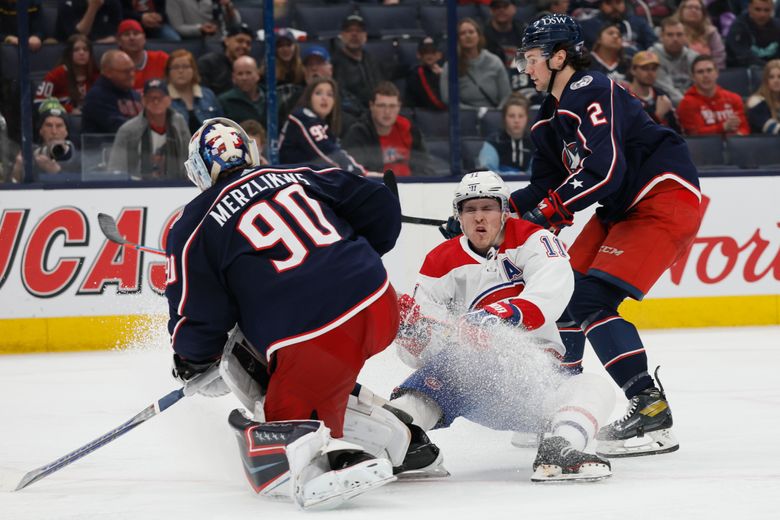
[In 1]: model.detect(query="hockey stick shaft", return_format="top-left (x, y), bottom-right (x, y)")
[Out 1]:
top-left (382, 170), bottom-right (447, 227)
top-left (14, 365), bottom-right (220, 491)
top-left (97, 213), bottom-right (166, 256)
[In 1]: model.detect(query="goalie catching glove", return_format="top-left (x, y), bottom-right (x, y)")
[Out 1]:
top-left (172, 353), bottom-right (231, 397)
top-left (522, 190), bottom-right (573, 235)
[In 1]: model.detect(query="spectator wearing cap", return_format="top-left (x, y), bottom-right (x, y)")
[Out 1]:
top-left (404, 37), bottom-right (446, 111)
top-left (197, 23), bottom-right (253, 95)
top-left (588, 23), bottom-right (631, 84)
top-left (332, 14), bottom-right (386, 108)
top-left (627, 51), bottom-right (680, 132)
top-left (34, 34), bottom-right (100, 114)
top-left (166, 49), bottom-right (223, 134)
top-left (484, 1), bottom-right (526, 69)
top-left (677, 55), bottom-right (750, 136)
top-left (580, 0), bottom-right (657, 55)
top-left (56, 0), bottom-right (123, 43)
top-left (115, 19), bottom-right (170, 94)
top-left (0, 0), bottom-right (43, 52)
top-left (120, 0), bottom-right (181, 41)
top-left (650, 16), bottom-right (700, 105)
top-left (276, 29), bottom-right (305, 86)
top-left (218, 56), bottom-right (267, 127)
top-left (441, 18), bottom-right (511, 109)
top-left (166, 0), bottom-right (241, 40)
top-left (11, 104), bottom-right (81, 182)
top-left (108, 78), bottom-right (189, 179)
top-left (343, 81), bottom-right (435, 177)
top-left (725, 0), bottom-right (780, 67)
top-left (82, 49), bottom-right (143, 134)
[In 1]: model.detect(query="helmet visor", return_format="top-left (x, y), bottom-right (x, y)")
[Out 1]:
top-left (515, 48), bottom-right (549, 74)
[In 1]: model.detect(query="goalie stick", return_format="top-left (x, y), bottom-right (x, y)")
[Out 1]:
top-left (382, 170), bottom-right (447, 227)
top-left (14, 365), bottom-right (221, 491)
top-left (98, 213), bottom-right (166, 256)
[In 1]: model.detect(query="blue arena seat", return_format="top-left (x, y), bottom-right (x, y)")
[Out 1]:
top-left (357, 5), bottom-right (425, 39)
top-left (294, 4), bottom-right (355, 41)
top-left (726, 135), bottom-right (780, 169)
top-left (684, 136), bottom-right (726, 169)
top-left (461, 137), bottom-right (484, 171)
top-left (419, 5), bottom-right (486, 38)
top-left (479, 108), bottom-right (503, 137)
top-left (41, 5), bottom-right (58, 40)
top-left (423, 139), bottom-right (455, 176)
top-left (237, 6), bottom-right (263, 31)
top-left (717, 68), bottom-right (750, 98)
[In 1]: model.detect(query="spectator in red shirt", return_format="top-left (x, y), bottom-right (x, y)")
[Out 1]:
top-left (342, 81), bottom-right (434, 177)
top-left (35, 34), bottom-right (100, 114)
top-left (116, 19), bottom-right (169, 94)
top-left (677, 55), bottom-right (750, 135)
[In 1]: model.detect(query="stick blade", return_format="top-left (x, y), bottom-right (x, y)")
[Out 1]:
top-left (15, 469), bottom-right (45, 491)
top-left (97, 213), bottom-right (127, 245)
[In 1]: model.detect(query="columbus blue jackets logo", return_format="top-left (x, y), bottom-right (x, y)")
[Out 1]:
top-left (570, 75), bottom-right (593, 90)
top-left (561, 141), bottom-right (583, 174)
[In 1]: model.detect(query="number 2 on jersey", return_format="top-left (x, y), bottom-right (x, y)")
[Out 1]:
top-left (237, 184), bottom-right (341, 272)
top-left (587, 102), bottom-right (608, 126)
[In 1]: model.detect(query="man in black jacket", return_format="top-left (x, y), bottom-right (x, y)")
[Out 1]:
top-left (405, 37), bottom-right (446, 111)
top-left (725, 0), bottom-right (780, 67)
top-left (343, 82), bottom-right (435, 177)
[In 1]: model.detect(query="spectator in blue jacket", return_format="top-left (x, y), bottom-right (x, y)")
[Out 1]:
top-left (82, 50), bottom-right (142, 134)
top-left (166, 49), bottom-right (222, 134)
top-left (580, 0), bottom-right (657, 54)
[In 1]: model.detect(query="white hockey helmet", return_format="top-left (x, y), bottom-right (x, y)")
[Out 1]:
top-left (452, 170), bottom-right (511, 216)
top-left (184, 117), bottom-right (260, 191)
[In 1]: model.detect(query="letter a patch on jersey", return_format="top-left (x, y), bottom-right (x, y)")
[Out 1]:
top-left (502, 258), bottom-right (523, 281)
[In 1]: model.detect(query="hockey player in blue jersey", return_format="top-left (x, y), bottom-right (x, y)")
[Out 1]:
top-left (513, 15), bottom-right (703, 457)
top-left (164, 117), bottom-right (436, 509)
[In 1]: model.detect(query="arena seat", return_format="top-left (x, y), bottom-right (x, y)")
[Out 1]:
top-left (684, 135), bottom-right (726, 169)
top-left (461, 137), bottom-right (484, 171)
top-left (423, 139), bottom-right (455, 176)
top-left (294, 4), bottom-right (354, 41)
top-left (716, 68), bottom-right (750, 98)
top-left (479, 108), bottom-right (503, 137)
top-left (357, 4), bottom-right (425, 39)
top-left (726, 135), bottom-right (780, 169)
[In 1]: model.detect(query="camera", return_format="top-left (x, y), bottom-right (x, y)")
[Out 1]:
top-left (40, 140), bottom-right (73, 161)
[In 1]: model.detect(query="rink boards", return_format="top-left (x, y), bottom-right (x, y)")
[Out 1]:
top-left (0, 174), bottom-right (777, 353)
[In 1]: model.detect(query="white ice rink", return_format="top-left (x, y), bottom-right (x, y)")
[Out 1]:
top-left (1, 326), bottom-right (779, 520)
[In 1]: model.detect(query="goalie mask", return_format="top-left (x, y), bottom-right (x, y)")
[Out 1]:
top-left (184, 117), bottom-right (260, 191)
top-left (452, 170), bottom-right (511, 218)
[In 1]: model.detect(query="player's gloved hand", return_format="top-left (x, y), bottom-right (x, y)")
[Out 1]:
top-left (457, 309), bottom-right (501, 350)
top-left (439, 216), bottom-right (462, 240)
top-left (171, 353), bottom-right (231, 397)
top-left (522, 190), bottom-right (573, 235)
top-left (396, 294), bottom-right (432, 366)
top-left (481, 301), bottom-right (523, 327)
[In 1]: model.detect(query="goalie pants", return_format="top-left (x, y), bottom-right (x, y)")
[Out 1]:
top-left (263, 284), bottom-right (400, 438)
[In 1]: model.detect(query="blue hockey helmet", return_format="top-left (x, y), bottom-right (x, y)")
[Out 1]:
top-left (184, 117), bottom-right (260, 191)
top-left (515, 15), bottom-right (584, 74)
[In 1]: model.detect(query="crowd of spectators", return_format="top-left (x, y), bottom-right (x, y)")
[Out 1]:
top-left (2, 0), bottom-right (780, 183)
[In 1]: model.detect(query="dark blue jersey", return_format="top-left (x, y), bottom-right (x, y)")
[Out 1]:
top-left (165, 165), bottom-right (402, 363)
top-left (510, 71), bottom-right (700, 223)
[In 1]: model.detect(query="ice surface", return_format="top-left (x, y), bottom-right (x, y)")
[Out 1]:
top-left (1, 327), bottom-right (779, 519)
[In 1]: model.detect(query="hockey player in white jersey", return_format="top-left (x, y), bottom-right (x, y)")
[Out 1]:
top-left (389, 171), bottom-right (616, 482)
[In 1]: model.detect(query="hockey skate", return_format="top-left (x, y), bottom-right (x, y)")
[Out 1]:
top-left (531, 436), bottom-right (611, 482)
top-left (393, 423), bottom-right (449, 479)
top-left (596, 372), bottom-right (679, 458)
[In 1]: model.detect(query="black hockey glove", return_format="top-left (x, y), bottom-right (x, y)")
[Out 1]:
top-left (438, 216), bottom-right (462, 239)
top-left (171, 353), bottom-right (230, 397)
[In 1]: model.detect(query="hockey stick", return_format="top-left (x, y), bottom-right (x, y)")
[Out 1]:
top-left (97, 213), bottom-right (166, 256)
top-left (382, 170), bottom-right (447, 227)
top-left (14, 365), bottom-right (221, 491)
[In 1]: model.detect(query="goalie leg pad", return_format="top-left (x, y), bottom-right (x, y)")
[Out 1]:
top-left (220, 326), bottom-right (270, 419)
top-left (342, 393), bottom-right (411, 467)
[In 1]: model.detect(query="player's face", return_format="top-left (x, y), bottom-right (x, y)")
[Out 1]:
top-left (522, 49), bottom-right (552, 91)
top-left (72, 40), bottom-right (90, 67)
top-left (748, 0), bottom-right (773, 26)
top-left (460, 198), bottom-right (504, 255)
top-left (370, 94), bottom-right (401, 130)
top-left (311, 83), bottom-right (335, 119)
top-left (504, 105), bottom-right (528, 139)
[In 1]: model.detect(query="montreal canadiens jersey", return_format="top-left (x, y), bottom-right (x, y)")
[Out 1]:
top-left (413, 218), bottom-right (574, 354)
top-left (510, 71), bottom-right (701, 223)
top-left (165, 165), bottom-right (401, 362)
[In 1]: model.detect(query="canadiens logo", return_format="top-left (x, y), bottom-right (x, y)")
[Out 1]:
top-left (570, 75), bottom-right (593, 90)
top-left (424, 377), bottom-right (443, 391)
top-left (562, 141), bottom-right (583, 174)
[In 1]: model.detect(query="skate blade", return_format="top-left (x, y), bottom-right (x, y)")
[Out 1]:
top-left (596, 429), bottom-right (679, 458)
top-left (510, 431), bottom-right (539, 449)
top-left (531, 463), bottom-right (612, 483)
top-left (395, 452), bottom-right (451, 480)
top-left (301, 460), bottom-right (396, 511)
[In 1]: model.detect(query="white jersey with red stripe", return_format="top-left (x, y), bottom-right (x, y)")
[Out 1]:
top-left (413, 217), bottom-right (574, 356)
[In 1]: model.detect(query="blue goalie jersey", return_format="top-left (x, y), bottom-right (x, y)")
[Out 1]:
top-left (165, 166), bottom-right (402, 362)
top-left (510, 71), bottom-right (700, 222)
